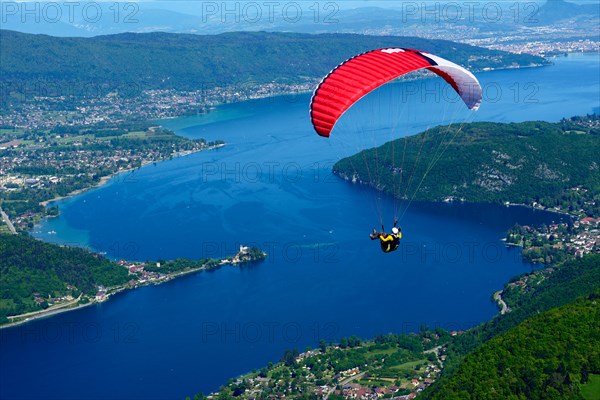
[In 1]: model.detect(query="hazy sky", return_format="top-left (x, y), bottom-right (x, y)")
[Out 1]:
top-left (2, 1), bottom-right (597, 16)
top-left (1, 0), bottom-right (597, 35)
top-left (139, 0), bottom-right (596, 14)
top-left (4, 1), bottom-right (595, 11)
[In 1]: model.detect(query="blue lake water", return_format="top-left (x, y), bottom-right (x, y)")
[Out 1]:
top-left (1, 54), bottom-right (599, 400)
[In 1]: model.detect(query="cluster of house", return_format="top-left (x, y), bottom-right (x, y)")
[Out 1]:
top-left (570, 217), bottom-right (600, 257)
top-left (207, 342), bottom-right (448, 400)
top-left (518, 216), bottom-right (600, 258)
top-left (33, 292), bottom-right (75, 306)
top-left (1, 82), bottom-right (315, 131)
top-left (296, 349), bottom-right (321, 361)
top-left (0, 131), bottom-right (208, 232)
top-left (329, 376), bottom-right (438, 400)
top-left (507, 267), bottom-right (556, 292)
top-left (314, 361), bottom-right (442, 399)
top-left (0, 174), bottom-right (61, 191)
top-left (484, 38), bottom-right (599, 56)
top-left (93, 262), bottom-right (166, 303)
top-left (329, 383), bottom-right (403, 399)
top-left (2, 145), bottom-right (178, 183)
top-left (115, 260), bottom-right (162, 285)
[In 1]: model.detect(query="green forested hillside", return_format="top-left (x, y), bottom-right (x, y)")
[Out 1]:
top-left (0, 29), bottom-right (546, 93)
top-left (424, 253), bottom-right (600, 398)
top-left (444, 254), bottom-right (600, 365)
top-left (334, 118), bottom-right (600, 214)
top-left (0, 234), bottom-right (129, 322)
top-left (427, 293), bottom-right (600, 400)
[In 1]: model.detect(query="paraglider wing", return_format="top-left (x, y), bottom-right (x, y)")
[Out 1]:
top-left (309, 48), bottom-right (482, 137)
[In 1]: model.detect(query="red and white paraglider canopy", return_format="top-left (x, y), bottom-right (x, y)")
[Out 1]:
top-left (309, 48), bottom-right (482, 137)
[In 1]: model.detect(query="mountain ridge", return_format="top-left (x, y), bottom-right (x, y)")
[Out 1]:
top-left (0, 29), bottom-right (547, 94)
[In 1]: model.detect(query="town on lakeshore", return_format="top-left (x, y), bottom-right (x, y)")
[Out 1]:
top-left (198, 328), bottom-right (465, 400)
top-left (0, 124), bottom-right (222, 233)
top-left (507, 215), bottom-right (600, 263)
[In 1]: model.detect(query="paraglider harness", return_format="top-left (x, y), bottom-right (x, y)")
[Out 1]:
top-left (370, 221), bottom-right (402, 253)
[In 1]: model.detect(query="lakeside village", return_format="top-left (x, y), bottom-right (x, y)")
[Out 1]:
top-left (0, 81), bottom-right (316, 131)
top-left (7, 246), bottom-right (266, 326)
top-left (486, 206), bottom-right (600, 319)
top-left (0, 124), bottom-right (219, 233)
top-left (198, 329), bottom-right (463, 400)
top-left (213, 360), bottom-right (443, 400)
top-left (506, 213), bottom-right (600, 265)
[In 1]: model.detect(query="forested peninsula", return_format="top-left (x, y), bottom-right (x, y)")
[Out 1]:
top-left (0, 234), bottom-right (266, 327)
top-left (334, 115), bottom-right (600, 216)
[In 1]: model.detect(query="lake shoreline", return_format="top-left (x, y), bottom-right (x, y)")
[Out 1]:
top-left (1, 244), bottom-right (267, 330)
top-left (38, 144), bottom-right (226, 209)
top-left (0, 298), bottom-right (98, 330)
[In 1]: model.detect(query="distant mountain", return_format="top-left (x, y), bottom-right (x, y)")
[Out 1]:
top-left (0, 6), bottom-right (205, 37)
top-left (0, 29), bottom-right (547, 93)
top-left (0, 5), bottom-right (428, 37)
top-left (2, 1), bottom-right (598, 37)
top-left (0, 18), bottom-right (84, 37)
top-left (69, 8), bottom-right (206, 36)
top-left (536, 0), bottom-right (600, 23)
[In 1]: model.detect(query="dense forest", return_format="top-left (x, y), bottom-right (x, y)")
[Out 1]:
top-left (426, 293), bottom-right (600, 399)
top-left (334, 116), bottom-right (600, 215)
top-left (0, 29), bottom-right (546, 96)
top-left (0, 234), bottom-right (129, 322)
top-left (424, 253), bottom-right (600, 398)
